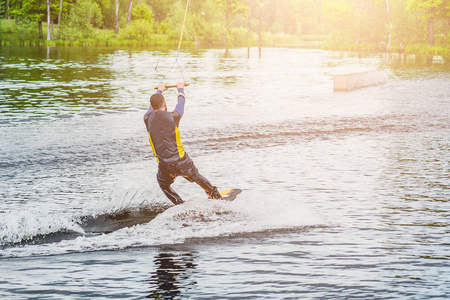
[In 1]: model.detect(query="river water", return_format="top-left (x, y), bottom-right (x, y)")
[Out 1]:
top-left (0, 46), bottom-right (449, 299)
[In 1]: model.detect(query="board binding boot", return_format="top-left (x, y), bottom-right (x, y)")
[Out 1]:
top-left (209, 186), bottom-right (222, 200)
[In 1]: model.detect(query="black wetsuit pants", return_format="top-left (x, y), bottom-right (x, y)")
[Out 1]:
top-left (157, 154), bottom-right (220, 205)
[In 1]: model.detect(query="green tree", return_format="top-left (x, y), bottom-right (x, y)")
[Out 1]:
top-left (210, 0), bottom-right (248, 46)
top-left (407, 0), bottom-right (450, 45)
top-left (131, 3), bottom-right (153, 23)
top-left (0, 0), bottom-right (6, 18)
top-left (46, 0), bottom-right (50, 40)
top-left (11, 17), bottom-right (38, 44)
top-left (96, 0), bottom-right (114, 29)
top-left (8, 0), bottom-right (47, 38)
top-left (385, 0), bottom-right (392, 48)
top-left (126, 0), bottom-right (131, 25)
top-left (390, 0), bottom-right (421, 45)
top-left (183, 0), bottom-right (224, 46)
top-left (2, 0), bottom-right (12, 19)
top-left (323, 0), bottom-right (357, 45)
top-left (148, 0), bottom-right (177, 23)
top-left (56, 0), bottom-right (62, 39)
top-left (289, 0), bottom-right (323, 34)
top-left (114, 0), bottom-right (118, 33)
top-left (119, 2), bottom-right (154, 41)
top-left (60, 0), bottom-right (102, 40)
top-left (0, 1), bottom-right (4, 45)
top-left (362, 0), bottom-right (392, 47)
top-left (213, 0), bottom-right (248, 30)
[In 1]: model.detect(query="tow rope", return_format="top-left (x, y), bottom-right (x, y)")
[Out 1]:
top-left (157, 0), bottom-right (190, 88)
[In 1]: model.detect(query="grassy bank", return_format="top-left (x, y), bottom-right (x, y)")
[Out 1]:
top-left (0, 19), bottom-right (188, 47)
top-left (322, 38), bottom-right (450, 56)
top-left (2, 19), bottom-right (450, 56)
top-left (0, 19), bottom-right (327, 48)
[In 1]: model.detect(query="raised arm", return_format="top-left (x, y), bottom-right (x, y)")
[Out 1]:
top-left (173, 82), bottom-right (186, 119)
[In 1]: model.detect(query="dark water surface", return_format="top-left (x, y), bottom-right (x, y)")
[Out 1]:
top-left (0, 46), bottom-right (449, 299)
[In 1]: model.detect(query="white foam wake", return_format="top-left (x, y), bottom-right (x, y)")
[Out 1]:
top-left (0, 191), bottom-right (323, 258)
top-left (0, 209), bottom-right (84, 246)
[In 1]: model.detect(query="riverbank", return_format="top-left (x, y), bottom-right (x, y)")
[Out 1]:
top-left (0, 19), bottom-right (326, 48)
top-left (322, 39), bottom-right (450, 56)
top-left (1, 19), bottom-right (449, 56)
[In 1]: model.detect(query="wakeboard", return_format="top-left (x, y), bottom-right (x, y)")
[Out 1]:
top-left (220, 189), bottom-right (242, 201)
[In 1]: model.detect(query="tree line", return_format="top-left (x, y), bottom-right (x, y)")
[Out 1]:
top-left (0, 0), bottom-right (449, 52)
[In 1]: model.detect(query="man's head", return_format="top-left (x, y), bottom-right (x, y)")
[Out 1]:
top-left (150, 93), bottom-right (166, 111)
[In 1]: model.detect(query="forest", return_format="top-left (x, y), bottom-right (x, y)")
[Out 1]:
top-left (0, 0), bottom-right (449, 54)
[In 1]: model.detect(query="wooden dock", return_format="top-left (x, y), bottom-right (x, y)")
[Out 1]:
top-left (333, 70), bottom-right (389, 92)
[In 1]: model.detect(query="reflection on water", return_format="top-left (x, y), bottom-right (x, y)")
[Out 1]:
top-left (2, 46), bottom-right (449, 124)
top-left (334, 51), bottom-right (450, 78)
top-left (147, 251), bottom-right (197, 299)
top-left (0, 47), bottom-right (119, 121)
top-left (380, 52), bottom-right (450, 79)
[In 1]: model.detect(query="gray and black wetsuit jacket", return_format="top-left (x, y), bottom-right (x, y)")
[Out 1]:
top-left (143, 88), bottom-right (186, 163)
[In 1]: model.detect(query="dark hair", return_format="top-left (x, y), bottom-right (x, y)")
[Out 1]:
top-left (150, 93), bottom-right (165, 110)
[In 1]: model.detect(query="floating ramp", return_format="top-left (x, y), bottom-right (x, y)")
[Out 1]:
top-left (333, 70), bottom-right (389, 92)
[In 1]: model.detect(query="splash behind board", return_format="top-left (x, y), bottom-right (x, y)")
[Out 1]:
top-left (220, 189), bottom-right (242, 201)
top-left (80, 208), bottom-right (165, 234)
top-left (79, 190), bottom-right (241, 234)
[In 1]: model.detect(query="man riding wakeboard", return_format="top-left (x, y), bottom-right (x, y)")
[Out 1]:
top-left (144, 82), bottom-right (222, 205)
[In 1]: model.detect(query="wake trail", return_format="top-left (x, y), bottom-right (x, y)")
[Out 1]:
top-left (0, 190), bottom-right (323, 258)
